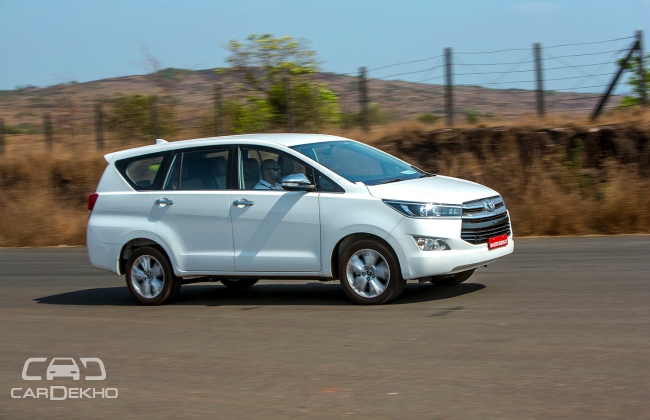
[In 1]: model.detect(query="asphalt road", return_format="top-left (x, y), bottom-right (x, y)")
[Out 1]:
top-left (1, 236), bottom-right (648, 419)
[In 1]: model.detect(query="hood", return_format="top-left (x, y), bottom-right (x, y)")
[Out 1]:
top-left (366, 175), bottom-right (499, 204)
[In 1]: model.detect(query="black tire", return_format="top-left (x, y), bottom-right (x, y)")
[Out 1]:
top-left (125, 246), bottom-right (178, 305)
top-left (429, 269), bottom-right (475, 286)
top-left (220, 278), bottom-right (259, 290)
top-left (168, 276), bottom-right (182, 302)
top-left (339, 239), bottom-right (406, 305)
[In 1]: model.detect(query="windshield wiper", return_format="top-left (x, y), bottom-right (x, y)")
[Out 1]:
top-left (411, 165), bottom-right (435, 177)
top-left (381, 178), bottom-right (404, 184)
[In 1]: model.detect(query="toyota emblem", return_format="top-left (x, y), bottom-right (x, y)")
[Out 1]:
top-left (483, 199), bottom-right (496, 212)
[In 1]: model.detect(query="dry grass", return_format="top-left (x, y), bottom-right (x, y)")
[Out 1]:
top-left (0, 151), bottom-right (105, 247)
top-left (1, 113), bottom-right (649, 247)
top-left (435, 153), bottom-right (650, 236)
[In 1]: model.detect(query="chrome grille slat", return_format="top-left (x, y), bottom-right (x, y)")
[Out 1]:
top-left (461, 226), bottom-right (510, 240)
top-left (461, 211), bottom-right (508, 225)
top-left (461, 223), bottom-right (511, 243)
top-left (461, 196), bottom-right (511, 245)
top-left (462, 224), bottom-right (510, 236)
top-left (461, 222), bottom-right (510, 236)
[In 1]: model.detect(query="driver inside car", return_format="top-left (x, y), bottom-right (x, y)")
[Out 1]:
top-left (254, 159), bottom-right (283, 190)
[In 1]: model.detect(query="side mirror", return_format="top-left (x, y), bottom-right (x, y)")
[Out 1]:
top-left (281, 173), bottom-right (316, 191)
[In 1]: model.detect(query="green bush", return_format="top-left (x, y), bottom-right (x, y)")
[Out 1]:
top-left (233, 97), bottom-right (274, 133)
top-left (268, 81), bottom-right (340, 130)
top-left (619, 53), bottom-right (649, 107)
top-left (200, 98), bottom-right (274, 135)
top-left (340, 103), bottom-right (393, 128)
top-left (15, 111), bottom-right (38, 118)
top-left (3, 123), bottom-right (39, 134)
top-left (106, 94), bottom-right (177, 141)
top-left (466, 111), bottom-right (480, 124)
top-left (417, 113), bottom-right (440, 124)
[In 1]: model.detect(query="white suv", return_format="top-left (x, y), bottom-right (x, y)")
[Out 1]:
top-left (87, 134), bottom-right (513, 305)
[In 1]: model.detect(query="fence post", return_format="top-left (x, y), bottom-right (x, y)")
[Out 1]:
top-left (359, 67), bottom-right (369, 131)
top-left (214, 83), bottom-right (223, 136)
top-left (445, 48), bottom-right (454, 127)
top-left (285, 74), bottom-right (294, 132)
top-left (534, 43), bottom-right (545, 118)
top-left (151, 95), bottom-right (159, 140)
top-left (44, 113), bottom-right (53, 151)
top-left (591, 36), bottom-right (640, 120)
top-left (0, 118), bottom-right (5, 156)
top-left (94, 102), bottom-right (103, 149)
top-left (637, 30), bottom-right (646, 106)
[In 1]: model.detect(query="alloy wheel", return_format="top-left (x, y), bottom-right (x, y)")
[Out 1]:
top-left (345, 249), bottom-right (390, 298)
top-left (130, 255), bottom-right (165, 299)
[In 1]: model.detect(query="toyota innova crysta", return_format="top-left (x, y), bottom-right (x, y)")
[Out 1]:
top-left (87, 134), bottom-right (513, 305)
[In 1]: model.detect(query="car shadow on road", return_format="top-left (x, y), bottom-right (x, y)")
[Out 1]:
top-left (34, 282), bottom-right (485, 306)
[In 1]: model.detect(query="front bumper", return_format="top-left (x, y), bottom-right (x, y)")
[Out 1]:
top-left (386, 213), bottom-right (514, 279)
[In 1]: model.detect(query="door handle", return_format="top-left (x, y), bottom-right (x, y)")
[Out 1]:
top-left (232, 199), bottom-right (254, 207)
top-left (155, 198), bottom-right (174, 206)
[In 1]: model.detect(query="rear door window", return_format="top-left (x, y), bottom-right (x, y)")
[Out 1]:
top-left (163, 148), bottom-right (231, 190)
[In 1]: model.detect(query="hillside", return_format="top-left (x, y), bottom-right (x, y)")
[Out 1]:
top-left (0, 68), bottom-right (625, 141)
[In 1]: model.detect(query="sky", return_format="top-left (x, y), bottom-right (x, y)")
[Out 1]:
top-left (0, 0), bottom-right (648, 92)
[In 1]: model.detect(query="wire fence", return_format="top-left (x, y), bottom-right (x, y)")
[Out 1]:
top-left (0, 32), bottom-right (645, 156)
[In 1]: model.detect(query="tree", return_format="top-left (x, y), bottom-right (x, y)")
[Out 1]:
top-left (217, 34), bottom-right (340, 131)
top-left (619, 53), bottom-right (649, 107)
top-left (222, 34), bottom-right (318, 93)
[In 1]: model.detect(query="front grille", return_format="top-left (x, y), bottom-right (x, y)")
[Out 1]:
top-left (461, 196), bottom-right (511, 244)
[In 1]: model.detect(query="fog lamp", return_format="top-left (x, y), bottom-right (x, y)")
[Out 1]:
top-left (415, 237), bottom-right (450, 251)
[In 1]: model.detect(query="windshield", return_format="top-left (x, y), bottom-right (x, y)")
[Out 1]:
top-left (291, 141), bottom-right (430, 185)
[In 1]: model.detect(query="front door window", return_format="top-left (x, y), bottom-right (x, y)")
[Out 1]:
top-left (240, 147), bottom-right (311, 190)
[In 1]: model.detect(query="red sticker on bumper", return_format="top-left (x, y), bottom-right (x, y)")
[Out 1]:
top-left (488, 234), bottom-right (509, 250)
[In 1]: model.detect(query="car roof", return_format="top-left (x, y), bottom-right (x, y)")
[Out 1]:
top-left (104, 133), bottom-right (351, 163)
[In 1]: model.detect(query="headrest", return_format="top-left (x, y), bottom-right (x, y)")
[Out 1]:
top-left (195, 158), bottom-right (214, 176)
top-left (214, 156), bottom-right (227, 176)
top-left (243, 158), bottom-right (259, 180)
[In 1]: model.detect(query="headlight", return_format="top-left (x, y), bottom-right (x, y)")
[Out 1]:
top-left (383, 200), bottom-right (462, 218)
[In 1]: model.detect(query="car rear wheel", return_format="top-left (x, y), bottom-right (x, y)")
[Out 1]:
top-left (429, 269), bottom-right (475, 286)
top-left (126, 246), bottom-right (178, 305)
top-left (339, 239), bottom-right (405, 304)
top-left (220, 278), bottom-right (259, 290)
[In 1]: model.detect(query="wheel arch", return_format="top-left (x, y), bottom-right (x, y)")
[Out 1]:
top-left (118, 238), bottom-right (172, 276)
top-left (330, 233), bottom-right (400, 280)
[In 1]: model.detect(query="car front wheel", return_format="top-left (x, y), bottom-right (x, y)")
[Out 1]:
top-left (125, 246), bottom-right (178, 305)
top-left (339, 239), bottom-right (406, 304)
